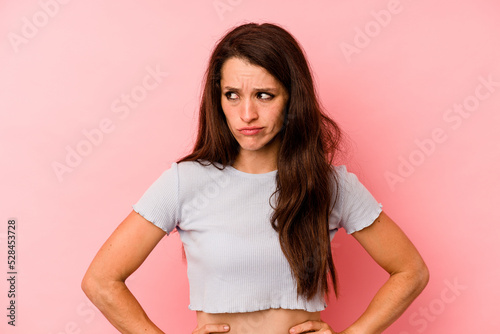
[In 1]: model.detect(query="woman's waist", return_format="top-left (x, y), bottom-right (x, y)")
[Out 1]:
top-left (196, 308), bottom-right (321, 334)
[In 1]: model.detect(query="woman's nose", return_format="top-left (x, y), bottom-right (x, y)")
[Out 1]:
top-left (240, 99), bottom-right (258, 123)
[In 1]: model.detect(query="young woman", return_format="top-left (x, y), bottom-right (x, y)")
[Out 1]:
top-left (82, 23), bottom-right (429, 334)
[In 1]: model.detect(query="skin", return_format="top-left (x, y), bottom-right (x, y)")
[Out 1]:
top-left (219, 57), bottom-right (288, 174)
top-left (81, 57), bottom-right (429, 334)
top-left (81, 210), bottom-right (166, 333)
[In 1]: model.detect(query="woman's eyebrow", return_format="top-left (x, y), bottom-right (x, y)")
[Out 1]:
top-left (222, 86), bottom-right (279, 92)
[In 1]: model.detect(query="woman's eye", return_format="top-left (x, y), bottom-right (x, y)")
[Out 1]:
top-left (225, 92), bottom-right (238, 101)
top-left (258, 92), bottom-right (274, 100)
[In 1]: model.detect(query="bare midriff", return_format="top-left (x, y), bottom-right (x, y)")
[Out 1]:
top-left (196, 308), bottom-right (321, 334)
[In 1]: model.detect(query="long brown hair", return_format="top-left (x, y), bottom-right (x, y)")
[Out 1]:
top-left (178, 22), bottom-right (344, 301)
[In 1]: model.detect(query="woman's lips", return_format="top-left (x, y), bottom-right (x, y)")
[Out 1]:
top-left (238, 127), bottom-right (263, 135)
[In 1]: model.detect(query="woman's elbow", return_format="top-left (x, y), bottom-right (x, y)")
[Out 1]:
top-left (81, 269), bottom-right (112, 303)
top-left (82, 270), bottom-right (126, 309)
top-left (81, 271), bottom-right (100, 302)
top-left (412, 260), bottom-right (430, 295)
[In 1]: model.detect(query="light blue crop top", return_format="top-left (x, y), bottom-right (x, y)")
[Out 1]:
top-left (132, 160), bottom-right (383, 313)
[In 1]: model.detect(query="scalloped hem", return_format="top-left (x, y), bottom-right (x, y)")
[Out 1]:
top-left (188, 303), bottom-right (328, 314)
top-left (346, 203), bottom-right (383, 235)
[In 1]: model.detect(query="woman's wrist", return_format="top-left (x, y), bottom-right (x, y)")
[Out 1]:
top-left (340, 321), bottom-right (379, 334)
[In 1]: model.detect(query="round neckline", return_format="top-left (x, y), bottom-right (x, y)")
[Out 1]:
top-left (226, 165), bottom-right (277, 178)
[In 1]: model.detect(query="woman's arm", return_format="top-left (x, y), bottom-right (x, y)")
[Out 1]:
top-left (289, 211), bottom-right (429, 334)
top-left (81, 210), bottom-right (167, 334)
top-left (344, 210), bottom-right (429, 333)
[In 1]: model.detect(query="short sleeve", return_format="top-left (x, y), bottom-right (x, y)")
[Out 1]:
top-left (332, 165), bottom-right (383, 234)
top-left (132, 162), bottom-right (179, 235)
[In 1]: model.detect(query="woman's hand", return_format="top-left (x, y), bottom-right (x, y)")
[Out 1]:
top-left (289, 319), bottom-right (339, 334)
top-left (192, 323), bottom-right (230, 334)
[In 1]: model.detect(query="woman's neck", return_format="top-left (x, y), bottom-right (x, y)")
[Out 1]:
top-left (231, 139), bottom-right (280, 174)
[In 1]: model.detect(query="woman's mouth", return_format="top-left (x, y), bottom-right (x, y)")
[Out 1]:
top-left (238, 127), bottom-right (263, 135)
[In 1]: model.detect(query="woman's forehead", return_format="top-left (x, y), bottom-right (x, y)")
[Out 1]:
top-left (220, 58), bottom-right (282, 89)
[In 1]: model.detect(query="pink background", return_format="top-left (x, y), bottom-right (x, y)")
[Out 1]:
top-left (1, 0), bottom-right (499, 333)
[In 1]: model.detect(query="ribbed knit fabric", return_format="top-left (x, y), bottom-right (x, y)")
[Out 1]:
top-left (132, 160), bottom-right (383, 313)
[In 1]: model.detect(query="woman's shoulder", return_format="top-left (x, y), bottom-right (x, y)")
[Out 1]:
top-left (330, 164), bottom-right (347, 173)
top-left (329, 164), bottom-right (349, 182)
top-left (176, 159), bottom-right (225, 173)
top-left (329, 164), bottom-right (368, 194)
top-left (175, 159), bottom-right (232, 186)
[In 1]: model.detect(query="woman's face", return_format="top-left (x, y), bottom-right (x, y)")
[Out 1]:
top-left (220, 57), bottom-right (288, 156)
